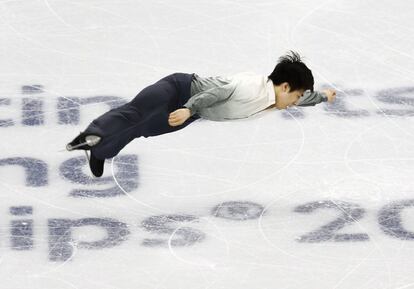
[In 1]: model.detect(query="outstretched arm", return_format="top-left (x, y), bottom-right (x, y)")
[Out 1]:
top-left (297, 89), bottom-right (336, 107)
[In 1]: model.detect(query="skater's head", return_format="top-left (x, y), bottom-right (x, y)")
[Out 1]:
top-left (268, 51), bottom-right (314, 109)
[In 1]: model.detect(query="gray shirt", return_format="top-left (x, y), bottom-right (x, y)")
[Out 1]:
top-left (184, 72), bottom-right (328, 121)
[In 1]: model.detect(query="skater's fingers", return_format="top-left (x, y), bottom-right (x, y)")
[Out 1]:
top-left (168, 119), bottom-right (179, 126)
top-left (169, 112), bottom-right (184, 119)
top-left (169, 117), bottom-right (185, 126)
top-left (168, 110), bottom-right (187, 126)
top-left (168, 116), bottom-right (177, 124)
top-left (169, 112), bottom-right (180, 119)
top-left (169, 116), bottom-right (179, 122)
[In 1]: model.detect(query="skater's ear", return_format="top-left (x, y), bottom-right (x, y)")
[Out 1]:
top-left (280, 82), bottom-right (291, 92)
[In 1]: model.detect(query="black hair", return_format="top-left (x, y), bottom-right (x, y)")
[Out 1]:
top-left (267, 51), bottom-right (314, 92)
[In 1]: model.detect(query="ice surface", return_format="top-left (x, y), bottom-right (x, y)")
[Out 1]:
top-left (0, 0), bottom-right (414, 288)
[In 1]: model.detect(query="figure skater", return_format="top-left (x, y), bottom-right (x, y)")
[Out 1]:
top-left (66, 51), bottom-right (336, 177)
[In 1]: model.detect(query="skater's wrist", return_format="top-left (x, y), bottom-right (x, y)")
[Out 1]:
top-left (181, 106), bottom-right (195, 116)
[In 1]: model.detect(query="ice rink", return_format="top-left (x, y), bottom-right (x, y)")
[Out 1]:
top-left (1, 0), bottom-right (414, 288)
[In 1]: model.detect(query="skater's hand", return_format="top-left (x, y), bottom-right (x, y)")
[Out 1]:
top-left (168, 108), bottom-right (191, 126)
top-left (322, 89), bottom-right (336, 103)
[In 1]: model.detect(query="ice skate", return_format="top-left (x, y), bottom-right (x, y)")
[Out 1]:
top-left (66, 132), bottom-right (104, 177)
top-left (66, 133), bottom-right (101, 151)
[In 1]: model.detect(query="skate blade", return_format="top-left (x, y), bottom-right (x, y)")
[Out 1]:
top-left (66, 135), bottom-right (101, 151)
top-left (84, 150), bottom-right (90, 162)
top-left (66, 140), bottom-right (89, 151)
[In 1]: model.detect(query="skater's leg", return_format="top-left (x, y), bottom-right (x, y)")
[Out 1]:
top-left (65, 103), bottom-right (140, 177)
top-left (84, 103), bottom-right (145, 159)
top-left (90, 100), bottom-right (200, 158)
top-left (86, 103), bottom-right (161, 159)
top-left (83, 75), bottom-right (187, 159)
top-left (67, 73), bottom-right (197, 177)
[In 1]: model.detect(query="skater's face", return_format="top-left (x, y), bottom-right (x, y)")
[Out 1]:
top-left (274, 82), bottom-right (305, 109)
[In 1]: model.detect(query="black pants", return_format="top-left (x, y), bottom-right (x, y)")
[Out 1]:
top-left (84, 73), bottom-right (200, 159)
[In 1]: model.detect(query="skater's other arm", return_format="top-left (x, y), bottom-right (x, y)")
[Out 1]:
top-left (169, 84), bottom-right (235, 126)
top-left (182, 84), bottom-right (235, 116)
